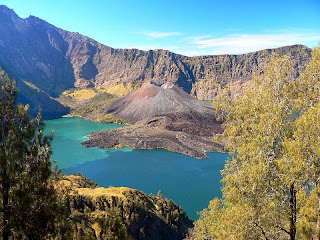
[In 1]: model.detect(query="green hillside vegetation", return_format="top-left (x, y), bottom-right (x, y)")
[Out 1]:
top-left (57, 174), bottom-right (193, 240)
top-left (98, 82), bottom-right (142, 97)
top-left (57, 89), bottom-right (129, 124)
top-left (63, 88), bottom-right (98, 100)
top-left (190, 47), bottom-right (320, 240)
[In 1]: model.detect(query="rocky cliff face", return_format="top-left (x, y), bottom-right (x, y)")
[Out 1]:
top-left (0, 5), bottom-right (312, 118)
top-left (58, 35), bottom-right (312, 100)
top-left (0, 6), bottom-right (75, 96)
top-left (184, 45), bottom-right (311, 99)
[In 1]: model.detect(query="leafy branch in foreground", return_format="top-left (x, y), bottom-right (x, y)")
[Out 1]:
top-left (0, 70), bottom-right (68, 239)
top-left (192, 47), bottom-right (320, 240)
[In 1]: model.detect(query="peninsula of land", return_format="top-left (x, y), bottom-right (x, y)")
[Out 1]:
top-left (82, 81), bottom-right (224, 158)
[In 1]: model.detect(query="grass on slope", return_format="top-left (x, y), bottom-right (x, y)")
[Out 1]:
top-left (56, 89), bottom-right (129, 124)
top-left (56, 174), bottom-right (193, 240)
top-left (63, 88), bottom-right (97, 100)
top-left (98, 82), bottom-right (141, 97)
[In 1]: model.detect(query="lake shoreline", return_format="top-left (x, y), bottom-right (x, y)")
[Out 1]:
top-left (45, 117), bottom-right (229, 220)
top-left (82, 114), bottom-right (225, 159)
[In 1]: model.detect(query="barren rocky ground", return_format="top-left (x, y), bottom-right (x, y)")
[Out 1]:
top-left (83, 82), bottom-right (224, 158)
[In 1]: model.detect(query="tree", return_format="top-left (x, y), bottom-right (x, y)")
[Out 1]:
top-left (192, 48), bottom-right (320, 240)
top-left (0, 70), bottom-right (67, 239)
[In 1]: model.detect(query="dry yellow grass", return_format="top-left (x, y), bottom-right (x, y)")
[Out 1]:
top-left (58, 175), bottom-right (91, 188)
top-left (63, 89), bottom-right (97, 100)
top-left (59, 175), bottom-right (136, 201)
top-left (76, 186), bottom-right (131, 199)
top-left (66, 175), bottom-right (83, 180)
top-left (59, 179), bottom-right (72, 187)
top-left (92, 222), bottom-right (102, 237)
top-left (98, 83), bottom-right (139, 97)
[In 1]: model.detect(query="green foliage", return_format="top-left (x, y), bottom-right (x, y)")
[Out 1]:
top-left (97, 208), bottom-right (132, 240)
top-left (60, 91), bottom-right (131, 123)
top-left (95, 113), bottom-right (129, 124)
top-left (98, 82), bottom-right (141, 97)
top-left (0, 71), bottom-right (69, 239)
top-left (59, 175), bottom-right (193, 240)
top-left (63, 88), bottom-right (97, 100)
top-left (192, 48), bottom-right (320, 240)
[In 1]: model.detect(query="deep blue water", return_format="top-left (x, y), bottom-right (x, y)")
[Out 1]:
top-left (45, 117), bottom-right (229, 220)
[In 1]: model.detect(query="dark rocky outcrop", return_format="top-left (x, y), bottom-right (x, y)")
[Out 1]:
top-left (83, 115), bottom-right (224, 159)
top-left (0, 5), bottom-right (312, 119)
top-left (59, 175), bottom-right (193, 240)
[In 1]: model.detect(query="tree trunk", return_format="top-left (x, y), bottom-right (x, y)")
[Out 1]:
top-left (2, 168), bottom-right (9, 240)
top-left (289, 183), bottom-right (296, 240)
top-left (317, 197), bottom-right (320, 240)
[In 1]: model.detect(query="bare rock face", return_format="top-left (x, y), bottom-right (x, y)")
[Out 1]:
top-left (0, 5), bottom-right (312, 119)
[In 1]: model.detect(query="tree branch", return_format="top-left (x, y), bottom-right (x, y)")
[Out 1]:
top-left (276, 225), bottom-right (290, 235)
top-left (254, 222), bottom-right (269, 240)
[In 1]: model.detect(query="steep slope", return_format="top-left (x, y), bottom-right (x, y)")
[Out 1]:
top-left (59, 175), bottom-right (193, 240)
top-left (83, 82), bottom-right (224, 159)
top-left (0, 68), bottom-right (69, 119)
top-left (59, 34), bottom-right (312, 99)
top-left (0, 6), bottom-right (73, 118)
top-left (16, 79), bottom-right (69, 119)
top-left (0, 6), bottom-right (75, 96)
top-left (58, 32), bottom-right (312, 98)
top-left (107, 81), bottom-right (217, 123)
top-left (0, 5), bottom-right (312, 119)
top-left (184, 44), bottom-right (312, 99)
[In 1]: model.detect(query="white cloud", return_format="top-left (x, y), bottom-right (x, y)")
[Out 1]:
top-left (120, 45), bottom-right (181, 52)
top-left (123, 30), bottom-right (320, 56)
top-left (189, 32), bottom-right (320, 55)
top-left (138, 31), bottom-right (183, 39)
top-left (176, 49), bottom-right (206, 57)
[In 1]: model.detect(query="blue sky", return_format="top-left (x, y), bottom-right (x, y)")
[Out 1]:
top-left (0, 0), bottom-right (319, 56)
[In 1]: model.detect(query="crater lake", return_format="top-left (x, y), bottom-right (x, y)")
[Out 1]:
top-left (45, 117), bottom-right (229, 220)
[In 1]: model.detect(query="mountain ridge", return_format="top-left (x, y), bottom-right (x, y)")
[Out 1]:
top-left (0, 5), bottom-right (312, 119)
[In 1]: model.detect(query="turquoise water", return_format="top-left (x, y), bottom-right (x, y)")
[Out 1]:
top-left (45, 117), bottom-right (229, 220)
